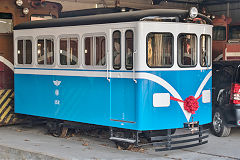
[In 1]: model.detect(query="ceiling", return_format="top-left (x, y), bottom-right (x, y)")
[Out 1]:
top-left (47, 0), bottom-right (240, 12)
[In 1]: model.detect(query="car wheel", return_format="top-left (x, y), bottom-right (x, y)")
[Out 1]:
top-left (211, 108), bottom-right (231, 137)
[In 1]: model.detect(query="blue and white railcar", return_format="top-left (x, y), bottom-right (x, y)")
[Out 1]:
top-left (14, 8), bottom-right (212, 150)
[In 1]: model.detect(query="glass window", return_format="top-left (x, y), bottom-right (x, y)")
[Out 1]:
top-left (84, 36), bottom-right (106, 66)
top-left (147, 33), bottom-right (173, 67)
top-left (60, 38), bottom-right (67, 65)
top-left (0, 13), bottom-right (12, 33)
top-left (37, 38), bottom-right (54, 65)
top-left (46, 39), bottom-right (54, 65)
top-left (200, 35), bottom-right (211, 67)
top-left (178, 34), bottom-right (197, 67)
top-left (31, 14), bottom-right (56, 21)
top-left (37, 39), bottom-right (44, 65)
top-left (60, 37), bottom-right (78, 66)
top-left (125, 30), bottom-right (133, 70)
top-left (26, 40), bottom-right (32, 64)
top-left (85, 37), bottom-right (93, 65)
top-left (96, 36), bottom-right (106, 66)
top-left (17, 40), bottom-right (32, 65)
top-left (213, 26), bottom-right (226, 41)
top-left (17, 40), bottom-right (23, 64)
top-left (70, 38), bottom-right (78, 65)
top-left (113, 31), bottom-right (121, 69)
top-left (229, 26), bottom-right (240, 40)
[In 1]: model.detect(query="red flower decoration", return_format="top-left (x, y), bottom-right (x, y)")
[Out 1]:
top-left (183, 96), bottom-right (199, 114)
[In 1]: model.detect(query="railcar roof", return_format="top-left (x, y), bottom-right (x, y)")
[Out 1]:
top-left (14, 9), bottom-right (189, 30)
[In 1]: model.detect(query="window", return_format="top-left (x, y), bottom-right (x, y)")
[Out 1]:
top-left (17, 39), bottom-right (32, 64)
top-left (147, 33), bottom-right (173, 67)
top-left (0, 13), bottom-right (12, 33)
top-left (31, 14), bottom-right (56, 21)
top-left (178, 34), bottom-right (197, 67)
top-left (213, 26), bottom-right (226, 41)
top-left (17, 40), bottom-right (23, 64)
top-left (200, 35), bottom-right (211, 67)
top-left (96, 36), bottom-right (106, 66)
top-left (37, 38), bottom-right (54, 65)
top-left (125, 30), bottom-right (133, 70)
top-left (84, 36), bottom-right (106, 66)
top-left (229, 26), bottom-right (240, 40)
top-left (46, 39), bottom-right (54, 65)
top-left (37, 40), bottom-right (44, 64)
top-left (60, 38), bottom-right (67, 65)
top-left (113, 31), bottom-right (121, 69)
top-left (84, 37), bottom-right (93, 65)
top-left (60, 37), bottom-right (78, 65)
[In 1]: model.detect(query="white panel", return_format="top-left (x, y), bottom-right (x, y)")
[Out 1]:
top-left (202, 90), bottom-right (211, 103)
top-left (153, 93), bottom-right (170, 107)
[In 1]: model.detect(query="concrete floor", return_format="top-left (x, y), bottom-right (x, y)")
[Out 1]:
top-left (0, 125), bottom-right (239, 160)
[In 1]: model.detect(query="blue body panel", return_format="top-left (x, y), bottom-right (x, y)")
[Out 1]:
top-left (14, 69), bottom-right (212, 131)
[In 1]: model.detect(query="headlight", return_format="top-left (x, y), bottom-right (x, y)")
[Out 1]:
top-left (16, 0), bottom-right (23, 7)
top-left (23, 8), bottom-right (29, 15)
top-left (189, 7), bottom-right (198, 19)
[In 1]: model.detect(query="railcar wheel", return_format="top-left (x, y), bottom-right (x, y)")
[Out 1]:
top-left (211, 108), bottom-right (231, 137)
top-left (47, 122), bottom-right (68, 138)
top-left (52, 126), bottom-right (68, 138)
top-left (115, 141), bottom-right (134, 150)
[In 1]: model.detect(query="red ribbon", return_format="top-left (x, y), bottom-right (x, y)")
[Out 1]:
top-left (170, 95), bottom-right (202, 114)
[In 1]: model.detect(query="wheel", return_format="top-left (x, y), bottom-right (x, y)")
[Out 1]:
top-left (115, 141), bottom-right (133, 150)
top-left (211, 108), bottom-right (231, 137)
top-left (47, 122), bottom-right (68, 138)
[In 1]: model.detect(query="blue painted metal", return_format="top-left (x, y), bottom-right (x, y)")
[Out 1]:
top-left (110, 78), bottom-right (136, 122)
top-left (14, 69), bottom-right (212, 131)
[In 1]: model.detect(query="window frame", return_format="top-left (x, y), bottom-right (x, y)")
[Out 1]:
top-left (82, 33), bottom-right (107, 69)
top-left (16, 36), bottom-right (33, 66)
top-left (58, 34), bottom-right (80, 68)
top-left (177, 33), bottom-right (198, 68)
top-left (200, 34), bottom-right (212, 67)
top-left (125, 30), bottom-right (134, 70)
top-left (112, 30), bottom-right (122, 70)
top-left (36, 35), bottom-right (56, 67)
top-left (146, 32), bottom-right (174, 68)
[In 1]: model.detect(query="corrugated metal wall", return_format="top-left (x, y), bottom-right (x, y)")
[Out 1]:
top-left (206, 2), bottom-right (240, 23)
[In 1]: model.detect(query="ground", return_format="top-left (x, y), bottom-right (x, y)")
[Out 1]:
top-left (0, 124), bottom-right (239, 160)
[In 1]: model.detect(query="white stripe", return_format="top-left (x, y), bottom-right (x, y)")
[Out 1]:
top-left (0, 56), bottom-right (14, 71)
top-left (195, 71), bottom-right (212, 99)
top-left (15, 69), bottom-right (107, 77)
top-left (226, 52), bottom-right (240, 57)
top-left (15, 69), bottom-right (135, 78)
top-left (213, 54), bottom-right (223, 61)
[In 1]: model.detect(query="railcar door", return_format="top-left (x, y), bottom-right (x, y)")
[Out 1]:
top-left (109, 29), bottom-right (136, 123)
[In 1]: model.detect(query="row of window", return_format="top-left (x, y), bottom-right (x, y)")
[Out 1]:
top-left (17, 32), bottom-right (211, 69)
top-left (147, 33), bottom-right (211, 67)
top-left (17, 30), bottom-right (134, 70)
top-left (213, 26), bottom-right (240, 41)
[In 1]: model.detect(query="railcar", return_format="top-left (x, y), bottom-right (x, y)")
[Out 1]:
top-left (0, 0), bottom-right (61, 125)
top-left (14, 8), bottom-right (212, 151)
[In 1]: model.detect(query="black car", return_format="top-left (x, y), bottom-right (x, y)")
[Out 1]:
top-left (212, 61), bottom-right (240, 137)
